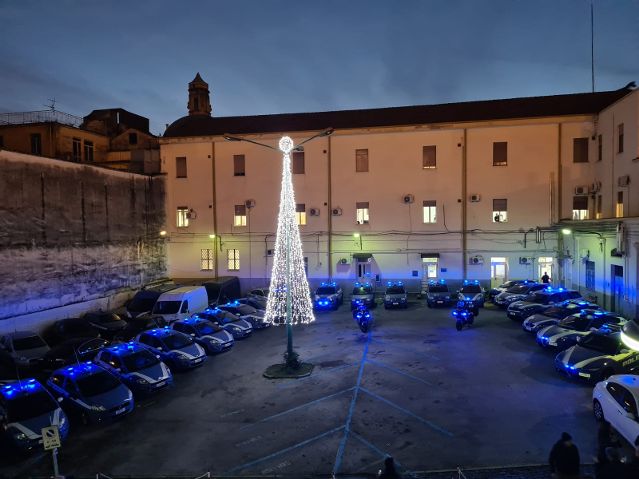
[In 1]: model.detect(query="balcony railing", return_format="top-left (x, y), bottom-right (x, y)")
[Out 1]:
top-left (0, 110), bottom-right (83, 127)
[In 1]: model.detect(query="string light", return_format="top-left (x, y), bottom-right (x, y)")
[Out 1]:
top-left (264, 136), bottom-right (315, 325)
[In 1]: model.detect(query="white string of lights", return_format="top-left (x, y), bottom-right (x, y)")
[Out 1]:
top-left (264, 136), bottom-right (315, 325)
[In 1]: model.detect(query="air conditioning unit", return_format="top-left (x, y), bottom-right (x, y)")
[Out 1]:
top-left (618, 175), bottom-right (630, 187)
top-left (402, 194), bottom-right (414, 204)
top-left (589, 181), bottom-right (601, 194)
top-left (339, 258), bottom-right (349, 265)
top-left (519, 257), bottom-right (530, 265)
top-left (266, 249), bottom-right (274, 256)
top-left (245, 199), bottom-right (256, 208)
top-left (186, 208), bottom-right (197, 219)
top-left (309, 207), bottom-right (320, 217)
top-left (332, 207), bottom-right (342, 216)
top-left (468, 255), bottom-right (484, 265)
top-left (494, 214), bottom-right (504, 223)
top-left (470, 194), bottom-right (481, 202)
top-left (574, 185), bottom-right (588, 196)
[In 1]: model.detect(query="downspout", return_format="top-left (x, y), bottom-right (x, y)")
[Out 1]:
top-left (602, 236), bottom-right (606, 310)
top-left (212, 141), bottom-right (218, 278)
top-left (557, 123), bottom-right (564, 286)
top-left (462, 129), bottom-right (467, 280)
top-left (328, 135), bottom-right (333, 280)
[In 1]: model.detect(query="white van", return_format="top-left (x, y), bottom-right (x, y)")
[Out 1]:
top-left (151, 286), bottom-right (209, 324)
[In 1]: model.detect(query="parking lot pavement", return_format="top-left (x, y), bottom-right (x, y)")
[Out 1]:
top-left (1, 301), bottom-right (599, 477)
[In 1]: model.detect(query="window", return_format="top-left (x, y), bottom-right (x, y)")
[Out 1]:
top-left (572, 196), bottom-right (589, 220)
top-left (356, 202), bottom-right (369, 224)
top-left (292, 151), bottom-right (305, 174)
top-left (227, 249), bottom-right (240, 271)
top-left (492, 198), bottom-right (508, 222)
top-left (597, 135), bottom-right (602, 162)
top-left (176, 157), bottom-right (187, 178)
top-left (618, 123), bottom-right (624, 153)
top-left (616, 191), bottom-right (624, 218)
top-left (129, 133), bottom-right (138, 145)
top-left (422, 145), bottom-right (436, 169)
top-left (31, 133), bottom-right (42, 155)
top-left (355, 149), bottom-right (369, 172)
top-left (201, 249), bottom-right (214, 271)
top-left (233, 155), bottom-right (245, 176)
top-left (295, 203), bottom-right (306, 225)
top-left (234, 205), bottom-right (247, 226)
top-left (585, 260), bottom-right (595, 290)
top-left (573, 137), bottom-right (588, 163)
top-left (176, 206), bottom-right (189, 228)
top-left (493, 142), bottom-right (507, 166)
top-left (84, 140), bottom-right (94, 162)
top-left (72, 138), bottom-right (81, 162)
top-left (596, 195), bottom-right (602, 219)
top-left (423, 200), bottom-right (437, 223)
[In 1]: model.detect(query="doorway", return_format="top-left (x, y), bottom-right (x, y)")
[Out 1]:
top-left (611, 264), bottom-right (624, 313)
top-left (538, 257), bottom-right (554, 283)
top-left (357, 261), bottom-right (371, 282)
top-left (490, 257), bottom-right (507, 288)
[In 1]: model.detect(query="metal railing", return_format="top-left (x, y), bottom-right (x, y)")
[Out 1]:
top-left (0, 109), bottom-right (83, 127)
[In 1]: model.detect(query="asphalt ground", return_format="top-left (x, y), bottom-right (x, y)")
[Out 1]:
top-left (0, 301), bottom-right (603, 478)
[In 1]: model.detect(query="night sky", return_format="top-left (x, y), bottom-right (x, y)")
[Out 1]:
top-left (1, 0), bottom-right (638, 134)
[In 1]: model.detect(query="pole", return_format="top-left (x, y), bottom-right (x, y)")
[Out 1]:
top-left (286, 175), bottom-right (293, 365)
top-left (52, 447), bottom-right (59, 478)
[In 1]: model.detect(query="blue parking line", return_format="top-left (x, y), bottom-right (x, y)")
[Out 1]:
top-left (350, 432), bottom-right (417, 478)
top-left (239, 386), bottom-right (354, 430)
top-left (226, 425), bottom-right (345, 474)
top-left (276, 362), bottom-right (358, 390)
top-left (365, 358), bottom-right (433, 386)
top-left (359, 387), bottom-right (454, 438)
top-left (332, 330), bottom-right (371, 475)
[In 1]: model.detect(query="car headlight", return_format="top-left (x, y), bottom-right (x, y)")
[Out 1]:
top-left (59, 415), bottom-right (67, 428)
top-left (11, 429), bottom-right (27, 441)
top-left (230, 324), bottom-right (242, 331)
top-left (171, 351), bottom-right (189, 360)
top-left (90, 404), bottom-right (106, 412)
top-left (207, 337), bottom-right (221, 344)
top-left (134, 377), bottom-right (148, 384)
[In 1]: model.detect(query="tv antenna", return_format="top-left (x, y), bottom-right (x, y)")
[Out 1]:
top-left (45, 98), bottom-right (56, 111)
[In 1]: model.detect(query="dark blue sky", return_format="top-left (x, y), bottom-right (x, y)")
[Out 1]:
top-left (1, 0), bottom-right (637, 134)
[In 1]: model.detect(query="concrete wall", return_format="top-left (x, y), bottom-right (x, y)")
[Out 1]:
top-left (0, 150), bottom-right (167, 325)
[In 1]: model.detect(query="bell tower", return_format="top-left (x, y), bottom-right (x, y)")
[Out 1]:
top-left (188, 73), bottom-right (212, 116)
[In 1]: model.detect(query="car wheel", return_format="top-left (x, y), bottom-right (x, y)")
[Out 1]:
top-left (593, 400), bottom-right (605, 422)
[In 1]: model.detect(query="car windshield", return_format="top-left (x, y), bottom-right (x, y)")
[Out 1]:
top-left (579, 334), bottom-right (619, 354)
top-left (121, 350), bottom-right (159, 371)
top-left (76, 370), bottom-right (121, 396)
top-left (194, 321), bottom-right (220, 334)
top-left (386, 286), bottom-right (405, 294)
top-left (153, 301), bottom-right (181, 314)
top-left (231, 304), bottom-right (255, 315)
top-left (12, 335), bottom-right (47, 350)
top-left (162, 333), bottom-right (193, 350)
top-left (507, 284), bottom-right (530, 294)
top-left (6, 391), bottom-right (58, 422)
top-left (316, 287), bottom-right (337, 295)
top-left (559, 317), bottom-right (591, 331)
top-left (528, 293), bottom-right (550, 304)
top-left (127, 297), bottom-right (156, 312)
top-left (352, 286), bottom-right (373, 294)
top-left (461, 285), bottom-right (481, 293)
top-left (542, 307), bottom-right (564, 318)
top-left (428, 285), bottom-right (448, 293)
top-left (499, 281), bottom-right (516, 289)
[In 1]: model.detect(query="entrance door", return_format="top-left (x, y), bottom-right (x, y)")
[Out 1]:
top-left (357, 261), bottom-right (371, 281)
top-left (611, 265), bottom-right (624, 313)
top-left (538, 257), bottom-right (554, 283)
top-left (421, 258), bottom-right (438, 292)
top-left (490, 257), bottom-right (507, 288)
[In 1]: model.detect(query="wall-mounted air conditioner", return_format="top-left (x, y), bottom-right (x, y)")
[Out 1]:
top-left (470, 194), bottom-right (481, 202)
top-left (245, 199), bottom-right (256, 208)
top-left (468, 255), bottom-right (484, 265)
top-left (332, 207), bottom-right (342, 216)
top-left (403, 194), bottom-right (414, 204)
top-left (618, 175), bottom-right (630, 187)
top-left (309, 208), bottom-right (320, 216)
top-left (519, 257), bottom-right (530, 265)
top-left (339, 258), bottom-right (349, 265)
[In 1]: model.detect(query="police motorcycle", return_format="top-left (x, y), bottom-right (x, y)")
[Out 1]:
top-left (451, 299), bottom-right (475, 331)
top-left (352, 301), bottom-right (373, 333)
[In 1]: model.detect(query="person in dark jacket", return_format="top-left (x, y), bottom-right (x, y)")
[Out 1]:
top-left (549, 432), bottom-right (580, 479)
top-left (378, 456), bottom-right (401, 479)
top-left (541, 272), bottom-right (551, 284)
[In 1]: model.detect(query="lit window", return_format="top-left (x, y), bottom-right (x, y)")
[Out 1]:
top-left (234, 205), bottom-right (247, 226)
top-left (296, 203), bottom-right (306, 225)
top-left (573, 138), bottom-right (589, 163)
top-left (292, 151), bottom-right (305, 174)
top-left (492, 198), bottom-right (508, 222)
top-left (176, 206), bottom-right (189, 228)
top-left (84, 140), bottom-right (94, 162)
top-left (355, 149), bottom-right (369, 172)
top-left (572, 196), bottom-right (588, 220)
top-left (493, 142), bottom-right (507, 166)
top-left (422, 145), bottom-right (436, 169)
top-left (201, 249), bottom-right (214, 271)
top-left (618, 123), bottom-right (624, 153)
top-left (616, 191), bottom-right (624, 218)
top-left (176, 157), bottom-right (187, 178)
top-left (233, 155), bottom-right (245, 176)
top-left (227, 249), bottom-right (240, 271)
top-left (423, 200), bottom-right (437, 223)
top-left (356, 202), bottom-right (369, 224)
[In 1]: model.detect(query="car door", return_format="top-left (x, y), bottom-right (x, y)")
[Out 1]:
top-left (613, 385), bottom-right (639, 443)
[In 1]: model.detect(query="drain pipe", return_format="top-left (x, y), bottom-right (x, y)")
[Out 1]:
top-left (462, 129), bottom-right (468, 280)
top-left (327, 135), bottom-right (333, 280)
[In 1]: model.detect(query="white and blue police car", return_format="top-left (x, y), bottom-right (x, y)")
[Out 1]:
top-left (351, 282), bottom-right (376, 310)
top-left (522, 299), bottom-right (600, 333)
top-left (536, 310), bottom-right (626, 350)
top-left (135, 328), bottom-right (206, 371)
top-left (425, 280), bottom-right (454, 308)
top-left (95, 342), bottom-right (173, 395)
top-left (171, 316), bottom-right (234, 353)
top-left (0, 379), bottom-right (69, 451)
top-left (314, 282), bottom-right (344, 311)
top-left (217, 301), bottom-right (270, 329)
top-left (384, 281), bottom-right (408, 309)
top-left (457, 280), bottom-right (485, 310)
top-left (47, 362), bottom-right (134, 424)
top-left (193, 308), bottom-right (253, 339)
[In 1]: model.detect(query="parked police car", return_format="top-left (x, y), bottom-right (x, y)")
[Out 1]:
top-left (494, 281), bottom-right (546, 309)
top-left (193, 308), bottom-right (253, 339)
top-left (47, 362), bottom-right (134, 424)
top-left (488, 279), bottom-right (532, 302)
top-left (0, 331), bottom-right (50, 371)
top-left (217, 301), bottom-right (270, 329)
top-left (384, 281), bottom-right (408, 309)
top-left (537, 311), bottom-right (627, 351)
top-left (425, 280), bottom-right (454, 308)
top-left (522, 299), bottom-right (600, 333)
top-left (0, 379), bottom-right (69, 451)
top-left (314, 282), bottom-right (344, 311)
top-left (457, 280), bottom-right (485, 312)
top-left (136, 328), bottom-right (206, 371)
top-left (554, 331), bottom-right (639, 383)
top-left (95, 342), bottom-right (173, 395)
top-left (351, 282), bottom-right (376, 310)
top-left (507, 287), bottom-right (582, 320)
top-left (171, 316), bottom-right (234, 353)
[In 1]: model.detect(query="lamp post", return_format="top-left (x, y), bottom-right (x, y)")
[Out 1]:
top-left (224, 129), bottom-right (333, 378)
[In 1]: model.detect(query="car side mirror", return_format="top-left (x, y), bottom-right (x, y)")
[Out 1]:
top-left (57, 397), bottom-right (63, 403)
top-left (156, 355), bottom-right (161, 359)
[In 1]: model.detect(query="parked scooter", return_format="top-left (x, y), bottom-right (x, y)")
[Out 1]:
top-left (353, 301), bottom-right (373, 333)
top-left (451, 300), bottom-right (475, 331)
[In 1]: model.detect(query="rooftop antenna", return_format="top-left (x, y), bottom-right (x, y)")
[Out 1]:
top-left (590, 0), bottom-right (595, 93)
top-left (45, 98), bottom-right (56, 111)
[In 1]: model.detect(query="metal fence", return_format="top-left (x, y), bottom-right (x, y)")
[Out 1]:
top-left (0, 109), bottom-right (83, 127)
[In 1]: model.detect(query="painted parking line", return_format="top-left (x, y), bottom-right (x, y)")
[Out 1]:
top-left (359, 387), bottom-right (454, 438)
top-left (275, 362), bottom-right (358, 390)
top-left (364, 358), bottom-right (433, 386)
top-left (332, 330), bottom-right (371, 475)
top-left (350, 431), bottom-right (417, 478)
top-left (239, 386), bottom-right (355, 430)
top-left (225, 425), bottom-right (345, 474)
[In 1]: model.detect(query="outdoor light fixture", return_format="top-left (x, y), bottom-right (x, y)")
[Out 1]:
top-left (561, 228), bottom-right (572, 235)
top-left (209, 234), bottom-right (216, 239)
top-left (159, 230), bottom-right (167, 237)
top-left (353, 233), bottom-right (360, 238)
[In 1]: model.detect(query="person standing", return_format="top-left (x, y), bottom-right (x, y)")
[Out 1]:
top-left (549, 432), bottom-right (580, 479)
top-left (541, 272), bottom-right (551, 284)
top-left (378, 456), bottom-right (401, 479)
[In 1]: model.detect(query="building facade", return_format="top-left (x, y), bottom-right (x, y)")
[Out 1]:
top-left (160, 75), bottom-right (637, 318)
